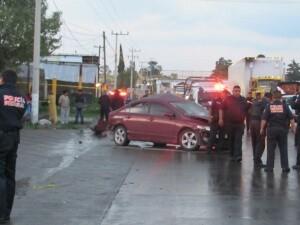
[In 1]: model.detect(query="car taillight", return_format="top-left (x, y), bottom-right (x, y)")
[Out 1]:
top-left (108, 91), bottom-right (115, 96)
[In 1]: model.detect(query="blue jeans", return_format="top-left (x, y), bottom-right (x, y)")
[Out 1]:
top-left (75, 108), bottom-right (84, 124)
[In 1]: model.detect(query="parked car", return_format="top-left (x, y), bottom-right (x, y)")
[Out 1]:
top-left (108, 93), bottom-right (210, 150)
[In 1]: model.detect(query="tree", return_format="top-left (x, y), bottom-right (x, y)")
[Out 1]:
top-left (170, 73), bottom-right (178, 80)
top-left (286, 60), bottom-right (300, 81)
top-left (117, 68), bottom-right (138, 89)
top-left (147, 60), bottom-right (162, 77)
top-left (257, 54), bottom-right (266, 58)
top-left (211, 57), bottom-right (232, 80)
top-left (117, 44), bottom-right (125, 88)
top-left (0, 0), bottom-right (62, 71)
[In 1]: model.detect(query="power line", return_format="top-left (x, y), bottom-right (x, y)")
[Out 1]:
top-left (104, 0), bottom-right (140, 48)
top-left (85, 0), bottom-right (113, 32)
top-left (51, 0), bottom-right (90, 53)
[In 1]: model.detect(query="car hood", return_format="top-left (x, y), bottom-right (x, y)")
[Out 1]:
top-left (187, 115), bottom-right (209, 124)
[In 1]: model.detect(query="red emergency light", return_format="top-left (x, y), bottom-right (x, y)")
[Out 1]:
top-left (120, 91), bottom-right (127, 97)
top-left (108, 89), bottom-right (127, 97)
top-left (214, 83), bottom-right (225, 91)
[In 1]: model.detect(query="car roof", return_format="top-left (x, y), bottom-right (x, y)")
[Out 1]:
top-left (143, 93), bottom-right (185, 103)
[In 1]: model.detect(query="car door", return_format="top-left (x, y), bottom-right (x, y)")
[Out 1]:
top-left (122, 102), bottom-right (151, 141)
top-left (147, 103), bottom-right (179, 144)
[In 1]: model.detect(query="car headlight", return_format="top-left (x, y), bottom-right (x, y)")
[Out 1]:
top-left (196, 125), bottom-right (210, 131)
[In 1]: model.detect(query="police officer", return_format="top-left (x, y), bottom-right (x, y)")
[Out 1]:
top-left (219, 85), bottom-right (248, 162)
top-left (261, 90), bottom-right (295, 173)
top-left (290, 92), bottom-right (300, 170)
top-left (207, 92), bottom-right (223, 152)
top-left (0, 70), bottom-right (26, 224)
top-left (250, 92), bottom-right (272, 168)
top-left (246, 91), bottom-right (254, 132)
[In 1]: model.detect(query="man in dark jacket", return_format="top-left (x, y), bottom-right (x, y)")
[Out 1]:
top-left (219, 85), bottom-right (248, 162)
top-left (111, 89), bottom-right (124, 111)
top-left (261, 90), bottom-right (295, 173)
top-left (74, 89), bottom-right (85, 124)
top-left (0, 70), bottom-right (26, 224)
top-left (250, 92), bottom-right (271, 168)
top-left (246, 92), bottom-right (254, 132)
top-left (99, 91), bottom-right (111, 121)
top-left (208, 92), bottom-right (224, 152)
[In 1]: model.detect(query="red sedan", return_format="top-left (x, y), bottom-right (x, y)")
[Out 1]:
top-left (108, 93), bottom-right (210, 150)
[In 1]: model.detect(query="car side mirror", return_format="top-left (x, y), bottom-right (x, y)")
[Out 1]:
top-left (164, 112), bottom-right (176, 118)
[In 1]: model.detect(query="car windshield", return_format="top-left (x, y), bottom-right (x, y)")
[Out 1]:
top-left (171, 101), bottom-right (209, 117)
top-left (198, 91), bottom-right (220, 102)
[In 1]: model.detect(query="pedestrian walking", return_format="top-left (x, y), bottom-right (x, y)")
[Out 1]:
top-left (99, 91), bottom-right (111, 121)
top-left (219, 85), bottom-right (248, 162)
top-left (74, 89), bottom-right (85, 124)
top-left (261, 90), bottom-right (295, 173)
top-left (0, 70), bottom-right (26, 224)
top-left (208, 92), bottom-right (224, 152)
top-left (249, 92), bottom-right (271, 168)
top-left (58, 90), bottom-right (70, 124)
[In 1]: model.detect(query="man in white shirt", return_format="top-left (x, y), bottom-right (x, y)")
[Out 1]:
top-left (58, 90), bottom-right (70, 124)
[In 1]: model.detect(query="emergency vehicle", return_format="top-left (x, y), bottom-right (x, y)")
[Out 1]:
top-left (183, 76), bottom-right (228, 108)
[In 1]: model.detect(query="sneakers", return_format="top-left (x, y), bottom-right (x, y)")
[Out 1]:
top-left (292, 165), bottom-right (300, 170)
top-left (264, 168), bottom-right (274, 173)
top-left (230, 157), bottom-right (242, 163)
top-left (282, 168), bottom-right (291, 173)
top-left (254, 163), bottom-right (267, 169)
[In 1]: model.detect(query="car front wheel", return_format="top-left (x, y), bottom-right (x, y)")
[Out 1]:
top-left (114, 125), bottom-right (129, 146)
top-left (179, 129), bottom-right (199, 151)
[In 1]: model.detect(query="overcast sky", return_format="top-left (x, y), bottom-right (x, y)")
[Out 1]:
top-left (48, 0), bottom-right (300, 72)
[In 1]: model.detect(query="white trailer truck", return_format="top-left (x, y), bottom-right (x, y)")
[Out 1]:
top-left (228, 57), bottom-right (285, 96)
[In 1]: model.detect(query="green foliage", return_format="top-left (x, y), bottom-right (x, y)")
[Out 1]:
top-left (286, 60), bottom-right (300, 81)
top-left (117, 44), bottom-right (125, 74)
top-left (148, 61), bottom-right (162, 77)
top-left (211, 57), bottom-right (232, 80)
top-left (117, 68), bottom-right (138, 89)
top-left (0, 0), bottom-right (62, 71)
top-left (117, 44), bottom-right (125, 87)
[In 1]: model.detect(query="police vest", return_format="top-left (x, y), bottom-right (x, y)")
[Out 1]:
top-left (267, 101), bottom-right (290, 129)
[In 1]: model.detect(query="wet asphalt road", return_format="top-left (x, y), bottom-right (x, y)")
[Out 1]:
top-left (10, 129), bottom-right (300, 225)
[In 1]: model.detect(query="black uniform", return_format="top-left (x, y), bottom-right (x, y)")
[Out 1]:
top-left (99, 94), bottom-right (110, 121)
top-left (111, 94), bottom-right (124, 111)
top-left (250, 98), bottom-right (268, 166)
top-left (0, 84), bottom-right (26, 221)
top-left (222, 95), bottom-right (248, 161)
top-left (246, 96), bottom-right (253, 132)
top-left (291, 94), bottom-right (300, 167)
top-left (262, 99), bottom-right (293, 171)
top-left (208, 98), bottom-right (222, 151)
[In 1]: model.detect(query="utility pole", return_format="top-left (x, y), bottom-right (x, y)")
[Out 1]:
top-left (103, 31), bottom-right (107, 83)
top-left (130, 49), bottom-right (140, 99)
top-left (32, 0), bottom-right (41, 124)
top-left (94, 44), bottom-right (102, 97)
top-left (139, 61), bottom-right (148, 91)
top-left (112, 31), bottom-right (129, 89)
top-left (97, 45), bottom-right (101, 83)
